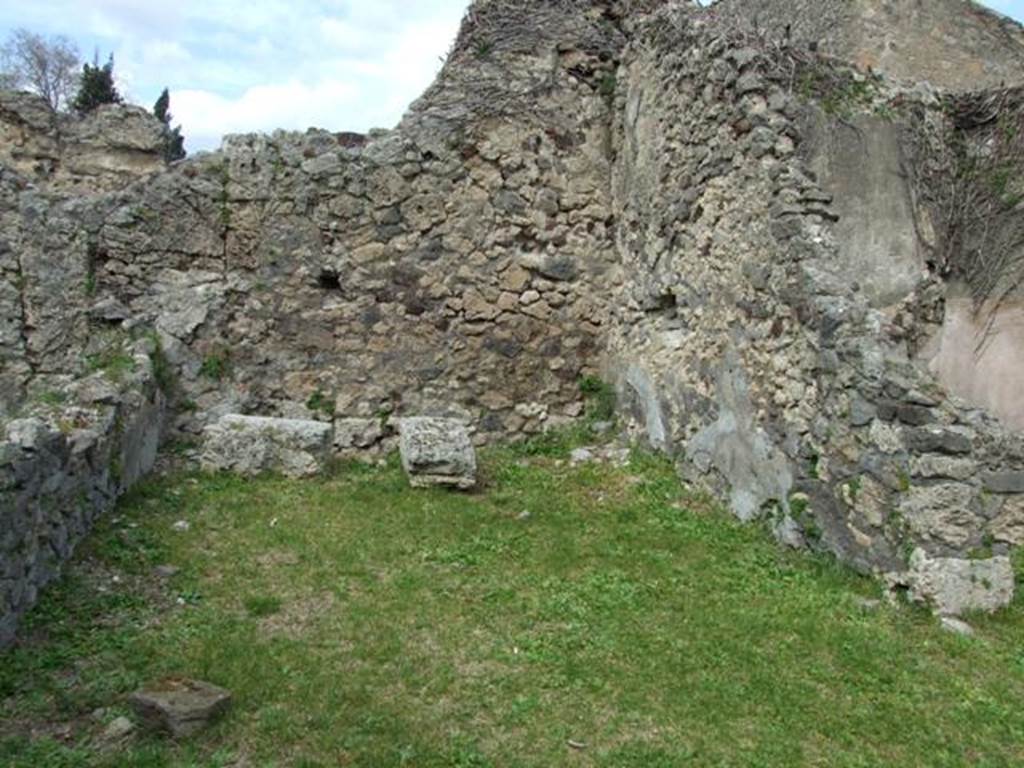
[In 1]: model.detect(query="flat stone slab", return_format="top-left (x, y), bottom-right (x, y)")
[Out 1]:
top-left (201, 415), bottom-right (332, 478)
top-left (129, 678), bottom-right (231, 738)
top-left (906, 549), bottom-right (1015, 616)
top-left (982, 471), bottom-right (1024, 494)
top-left (399, 417), bottom-right (476, 489)
top-left (940, 617), bottom-right (975, 637)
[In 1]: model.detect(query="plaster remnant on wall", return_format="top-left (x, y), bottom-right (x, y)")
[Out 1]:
top-left (687, 354), bottom-right (793, 522)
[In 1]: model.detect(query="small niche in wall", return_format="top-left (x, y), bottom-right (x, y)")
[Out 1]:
top-left (317, 269), bottom-right (341, 291)
top-left (644, 291), bottom-right (679, 316)
top-left (85, 241), bottom-right (109, 286)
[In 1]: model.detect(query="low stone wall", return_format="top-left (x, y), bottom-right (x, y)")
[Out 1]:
top-left (0, 341), bottom-right (165, 648)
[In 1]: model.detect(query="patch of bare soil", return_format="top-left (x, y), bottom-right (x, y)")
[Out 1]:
top-left (258, 592), bottom-right (336, 639)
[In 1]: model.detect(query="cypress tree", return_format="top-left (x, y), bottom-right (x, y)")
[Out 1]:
top-left (71, 53), bottom-right (121, 113)
top-left (152, 87), bottom-right (186, 162)
top-left (153, 87), bottom-right (170, 123)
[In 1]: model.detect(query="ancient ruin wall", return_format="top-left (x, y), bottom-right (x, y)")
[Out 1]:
top-left (0, 345), bottom-right (165, 648)
top-left (0, 0), bottom-right (632, 645)
top-left (45, 2), bottom-right (633, 450)
top-left (714, 0), bottom-right (1024, 91)
top-left (3, 0), bottom-right (1024, 647)
top-left (0, 91), bottom-right (169, 414)
top-left (0, 96), bottom-right (171, 647)
top-left (605, 5), bottom-right (1021, 611)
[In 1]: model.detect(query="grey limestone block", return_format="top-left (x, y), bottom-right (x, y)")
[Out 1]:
top-left (905, 549), bottom-right (1015, 616)
top-left (201, 415), bottom-right (332, 478)
top-left (399, 417), bottom-right (477, 490)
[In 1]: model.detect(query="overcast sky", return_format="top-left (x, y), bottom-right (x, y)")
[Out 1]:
top-left (1, 0), bottom-right (1022, 153)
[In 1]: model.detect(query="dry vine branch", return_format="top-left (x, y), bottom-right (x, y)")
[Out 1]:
top-left (907, 86), bottom-right (1024, 329)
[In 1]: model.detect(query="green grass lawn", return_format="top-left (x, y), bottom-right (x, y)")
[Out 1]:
top-left (2, 440), bottom-right (1023, 767)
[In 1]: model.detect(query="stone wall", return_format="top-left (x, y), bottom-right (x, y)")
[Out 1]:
top-left (715, 0), bottom-right (1024, 91)
top-left (0, 94), bottom-right (170, 648)
top-left (93, 114), bottom-right (614, 446)
top-left (3, 2), bottom-right (628, 449)
top-left (0, 340), bottom-right (165, 647)
top-left (2, 0), bottom-right (1023, 645)
top-left (0, 0), bottom-right (628, 645)
top-left (0, 165), bottom-right (31, 414)
top-left (605, 4), bottom-right (1021, 611)
top-left (0, 90), bottom-right (169, 414)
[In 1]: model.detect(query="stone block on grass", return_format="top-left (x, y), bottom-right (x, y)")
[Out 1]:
top-left (129, 678), bottom-right (232, 739)
top-left (906, 549), bottom-right (1015, 616)
top-left (201, 415), bottom-right (332, 478)
top-left (398, 417), bottom-right (476, 490)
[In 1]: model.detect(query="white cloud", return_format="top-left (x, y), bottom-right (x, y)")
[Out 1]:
top-left (164, 2), bottom-right (467, 151)
top-left (0, 0), bottom-right (470, 151)
top-left (318, 18), bottom-right (370, 53)
top-left (173, 78), bottom-right (361, 150)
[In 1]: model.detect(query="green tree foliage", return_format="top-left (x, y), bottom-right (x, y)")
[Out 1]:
top-left (152, 87), bottom-right (186, 162)
top-left (153, 87), bottom-right (170, 123)
top-left (71, 53), bottom-right (122, 114)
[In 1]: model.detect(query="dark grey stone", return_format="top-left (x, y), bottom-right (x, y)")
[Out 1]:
top-left (130, 679), bottom-right (232, 738)
top-left (376, 224), bottom-right (405, 240)
top-left (876, 400), bottom-right (898, 422)
top-left (376, 206), bottom-right (402, 225)
top-left (494, 190), bottom-right (527, 215)
top-left (982, 471), bottom-right (1024, 494)
top-left (896, 404), bottom-right (935, 427)
top-left (860, 452), bottom-right (911, 492)
top-left (849, 396), bottom-right (876, 427)
top-left (906, 427), bottom-right (973, 455)
top-left (818, 350), bottom-right (840, 373)
top-left (538, 256), bottom-right (578, 282)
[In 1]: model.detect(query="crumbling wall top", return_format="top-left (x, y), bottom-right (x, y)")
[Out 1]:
top-left (713, 0), bottom-right (1024, 91)
top-left (0, 90), bottom-right (166, 193)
